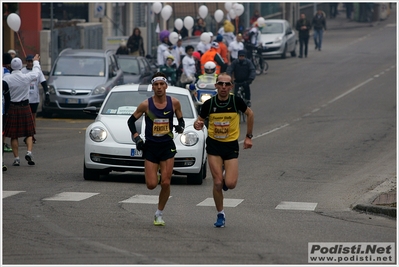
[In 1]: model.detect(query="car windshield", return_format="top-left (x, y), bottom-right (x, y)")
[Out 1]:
top-left (101, 91), bottom-right (195, 118)
top-left (261, 23), bottom-right (283, 34)
top-left (53, 56), bottom-right (105, 76)
top-left (118, 58), bottom-right (139, 75)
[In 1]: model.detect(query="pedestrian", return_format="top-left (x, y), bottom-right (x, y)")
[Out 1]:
top-left (157, 30), bottom-right (170, 66)
top-left (228, 33), bottom-right (244, 62)
top-left (192, 18), bottom-right (207, 36)
top-left (127, 72), bottom-right (185, 226)
top-left (345, 3), bottom-right (354, 20)
top-left (180, 45), bottom-right (197, 85)
top-left (193, 72), bottom-right (254, 227)
top-left (21, 54), bottom-right (50, 143)
top-left (246, 22), bottom-right (262, 60)
top-left (296, 13), bottom-right (312, 58)
top-left (312, 10), bottom-right (327, 51)
top-left (216, 34), bottom-right (230, 70)
top-left (159, 55), bottom-right (177, 86)
top-left (330, 3), bottom-right (338, 18)
top-left (171, 38), bottom-right (185, 69)
top-left (3, 52), bottom-right (13, 155)
top-left (3, 55), bottom-right (42, 166)
top-left (127, 27), bottom-right (145, 56)
top-left (116, 40), bottom-right (129, 55)
top-left (226, 49), bottom-right (256, 107)
top-left (200, 42), bottom-right (225, 75)
top-left (2, 53), bottom-right (12, 171)
top-left (250, 10), bottom-right (260, 25)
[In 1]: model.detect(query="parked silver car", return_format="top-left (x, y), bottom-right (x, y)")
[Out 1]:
top-left (259, 19), bottom-right (297, 59)
top-left (42, 48), bottom-right (124, 117)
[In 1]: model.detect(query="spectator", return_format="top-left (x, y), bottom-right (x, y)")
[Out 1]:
top-left (21, 54), bottom-right (50, 143)
top-left (180, 45), bottom-right (197, 86)
top-left (192, 18), bottom-right (207, 36)
top-left (160, 55), bottom-right (177, 86)
top-left (116, 40), bottom-right (129, 55)
top-left (171, 38), bottom-right (185, 69)
top-left (330, 3), bottom-right (338, 18)
top-left (250, 10), bottom-right (260, 25)
top-left (3, 55), bottom-right (42, 166)
top-left (127, 27), bottom-right (145, 56)
top-left (312, 10), bottom-right (327, 51)
top-left (228, 33), bottom-right (244, 62)
top-left (216, 34), bottom-right (230, 70)
top-left (7, 49), bottom-right (16, 58)
top-left (200, 42), bottom-right (225, 75)
top-left (296, 13), bottom-right (312, 58)
top-left (192, 51), bottom-right (202, 78)
top-left (345, 3), bottom-right (354, 20)
top-left (174, 26), bottom-right (188, 39)
top-left (157, 30), bottom-right (170, 66)
top-left (3, 52), bottom-right (12, 155)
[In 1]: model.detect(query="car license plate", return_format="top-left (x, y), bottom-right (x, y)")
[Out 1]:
top-left (66, 98), bottom-right (81, 104)
top-left (131, 148), bottom-right (142, 157)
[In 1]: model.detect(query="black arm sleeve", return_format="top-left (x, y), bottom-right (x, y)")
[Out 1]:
top-left (178, 117), bottom-right (185, 128)
top-left (3, 81), bottom-right (10, 114)
top-left (41, 80), bottom-right (49, 94)
top-left (127, 114), bottom-right (138, 134)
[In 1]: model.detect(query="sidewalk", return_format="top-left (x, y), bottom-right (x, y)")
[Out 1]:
top-left (326, 5), bottom-right (397, 218)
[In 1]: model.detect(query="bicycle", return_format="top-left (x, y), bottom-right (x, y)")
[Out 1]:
top-left (235, 82), bottom-right (250, 123)
top-left (245, 43), bottom-right (268, 75)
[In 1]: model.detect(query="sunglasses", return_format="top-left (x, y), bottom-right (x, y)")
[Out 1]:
top-left (216, 81), bottom-right (233, 86)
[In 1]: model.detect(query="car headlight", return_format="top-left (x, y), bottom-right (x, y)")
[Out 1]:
top-left (48, 85), bottom-right (56, 94)
top-left (89, 127), bottom-right (107, 142)
top-left (180, 131), bottom-right (199, 146)
top-left (92, 86), bottom-right (106, 95)
top-left (275, 36), bottom-right (283, 43)
top-left (200, 93), bottom-right (212, 103)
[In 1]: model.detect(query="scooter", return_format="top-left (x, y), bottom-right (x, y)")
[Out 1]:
top-left (186, 75), bottom-right (218, 113)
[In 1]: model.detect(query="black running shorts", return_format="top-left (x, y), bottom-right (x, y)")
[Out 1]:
top-left (206, 137), bottom-right (239, 161)
top-left (144, 139), bottom-right (177, 164)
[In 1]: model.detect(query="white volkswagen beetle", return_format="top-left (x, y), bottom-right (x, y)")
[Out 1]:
top-left (83, 84), bottom-right (208, 185)
top-left (259, 19), bottom-right (297, 59)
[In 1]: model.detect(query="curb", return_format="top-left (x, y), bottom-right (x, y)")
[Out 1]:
top-left (351, 177), bottom-right (397, 218)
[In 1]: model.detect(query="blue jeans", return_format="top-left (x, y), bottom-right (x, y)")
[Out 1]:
top-left (313, 29), bottom-right (323, 50)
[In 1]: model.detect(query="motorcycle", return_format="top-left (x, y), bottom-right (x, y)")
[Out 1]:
top-left (186, 75), bottom-right (218, 114)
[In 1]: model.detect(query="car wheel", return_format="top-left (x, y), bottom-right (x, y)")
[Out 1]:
top-left (84, 162), bottom-right (101, 180)
top-left (290, 47), bottom-right (296, 57)
top-left (187, 162), bottom-right (205, 185)
top-left (281, 44), bottom-right (287, 59)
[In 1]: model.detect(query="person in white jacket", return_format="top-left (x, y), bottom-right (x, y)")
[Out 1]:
top-left (3, 55), bottom-right (42, 166)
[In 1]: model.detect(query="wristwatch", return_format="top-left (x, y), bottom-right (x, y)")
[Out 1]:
top-left (246, 134), bottom-right (253, 139)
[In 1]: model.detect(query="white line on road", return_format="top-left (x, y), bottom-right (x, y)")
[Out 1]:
top-left (275, 201), bottom-right (318, 211)
top-left (3, 191), bottom-right (26, 199)
top-left (197, 197), bottom-right (244, 207)
top-left (120, 194), bottom-right (171, 204)
top-left (43, 192), bottom-right (99, 201)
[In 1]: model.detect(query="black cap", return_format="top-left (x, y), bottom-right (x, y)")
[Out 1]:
top-left (238, 50), bottom-right (246, 56)
top-left (26, 54), bottom-right (34, 61)
top-left (3, 53), bottom-right (12, 65)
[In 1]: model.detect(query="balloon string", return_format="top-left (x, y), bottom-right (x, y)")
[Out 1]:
top-left (16, 32), bottom-right (27, 58)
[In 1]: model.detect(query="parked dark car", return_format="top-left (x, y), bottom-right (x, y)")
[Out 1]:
top-left (116, 55), bottom-right (157, 84)
top-left (42, 48), bottom-right (124, 117)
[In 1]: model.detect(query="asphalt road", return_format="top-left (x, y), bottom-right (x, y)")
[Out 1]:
top-left (2, 12), bottom-right (396, 265)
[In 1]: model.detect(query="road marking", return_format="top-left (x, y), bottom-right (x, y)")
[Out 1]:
top-left (197, 197), bottom-right (244, 207)
top-left (43, 192), bottom-right (99, 201)
top-left (3, 191), bottom-right (25, 199)
top-left (119, 194), bottom-right (170, 204)
top-left (275, 201), bottom-right (318, 211)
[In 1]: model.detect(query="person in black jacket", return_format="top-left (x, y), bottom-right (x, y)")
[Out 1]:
top-left (127, 28), bottom-right (145, 56)
top-left (312, 10), bottom-right (327, 51)
top-left (226, 50), bottom-right (256, 107)
top-left (296, 13), bottom-right (312, 58)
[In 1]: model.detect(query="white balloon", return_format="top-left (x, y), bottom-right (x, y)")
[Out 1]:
top-left (161, 5), bottom-right (173, 21)
top-left (152, 2), bottom-right (162, 14)
top-left (169, 32), bottom-right (179, 45)
top-left (7, 13), bottom-right (21, 32)
top-left (257, 17), bottom-right (266, 27)
top-left (183, 16), bottom-right (194, 30)
top-left (200, 32), bottom-right (211, 44)
top-left (229, 9), bottom-right (236, 19)
top-left (224, 2), bottom-right (232, 12)
top-left (234, 4), bottom-right (245, 17)
top-left (174, 18), bottom-right (183, 31)
top-left (214, 9), bottom-right (224, 23)
top-left (199, 5), bottom-right (208, 19)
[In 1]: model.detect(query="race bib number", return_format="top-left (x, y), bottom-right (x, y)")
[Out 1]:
top-left (153, 118), bottom-right (170, 136)
top-left (213, 121), bottom-right (229, 139)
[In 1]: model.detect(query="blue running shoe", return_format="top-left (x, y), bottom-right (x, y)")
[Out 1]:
top-left (214, 213), bottom-right (225, 228)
